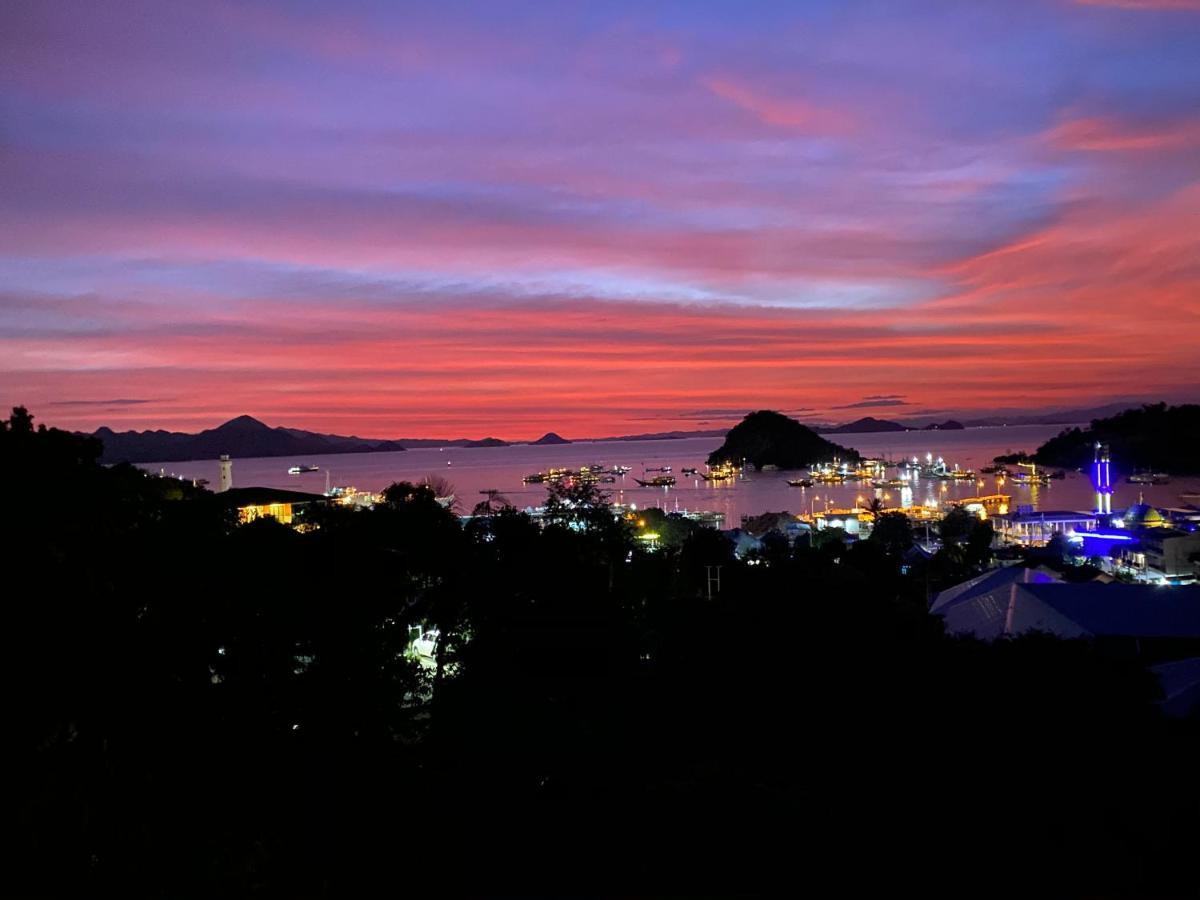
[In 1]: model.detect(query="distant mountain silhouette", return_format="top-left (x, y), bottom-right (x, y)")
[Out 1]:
top-left (92, 415), bottom-right (408, 463)
top-left (464, 437), bottom-right (510, 448)
top-left (819, 416), bottom-right (967, 435)
top-left (826, 416), bottom-right (907, 434)
top-left (708, 410), bottom-right (859, 470)
top-left (958, 401), bottom-right (1167, 427)
top-left (531, 432), bottom-right (570, 445)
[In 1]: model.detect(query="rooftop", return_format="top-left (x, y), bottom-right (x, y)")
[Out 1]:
top-left (218, 486), bottom-right (328, 507)
top-left (994, 510), bottom-right (1098, 523)
top-left (1018, 583), bottom-right (1200, 638)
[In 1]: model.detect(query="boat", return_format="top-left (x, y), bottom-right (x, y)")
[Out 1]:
top-left (681, 467), bottom-right (699, 476)
top-left (870, 478), bottom-right (904, 489)
top-left (980, 464), bottom-right (1008, 475)
top-left (288, 464), bottom-right (319, 474)
top-left (1010, 462), bottom-right (1050, 485)
top-left (609, 465), bottom-right (632, 474)
top-left (522, 472), bottom-right (547, 484)
top-left (787, 478), bottom-right (814, 488)
top-left (646, 465), bottom-right (672, 473)
top-left (1010, 471), bottom-right (1051, 486)
top-left (1128, 471), bottom-right (1170, 485)
top-left (702, 462), bottom-right (740, 480)
top-left (634, 476), bottom-right (675, 487)
top-left (812, 473), bottom-right (846, 484)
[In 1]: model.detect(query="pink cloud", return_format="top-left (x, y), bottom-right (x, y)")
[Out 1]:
top-left (1075, 1), bottom-right (1200, 10)
top-left (701, 76), bottom-right (855, 133)
top-left (1046, 116), bottom-right (1200, 152)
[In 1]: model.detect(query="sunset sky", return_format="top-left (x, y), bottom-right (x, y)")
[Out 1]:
top-left (2, 1), bottom-right (1199, 438)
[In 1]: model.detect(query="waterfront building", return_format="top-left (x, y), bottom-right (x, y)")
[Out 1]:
top-left (992, 509), bottom-right (1100, 546)
top-left (809, 509), bottom-right (870, 534)
top-left (1071, 502), bottom-right (1200, 583)
top-left (220, 486), bottom-right (326, 526)
top-left (1124, 528), bottom-right (1200, 582)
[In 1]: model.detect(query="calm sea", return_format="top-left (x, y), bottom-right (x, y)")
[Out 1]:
top-left (142, 424), bottom-right (1199, 524)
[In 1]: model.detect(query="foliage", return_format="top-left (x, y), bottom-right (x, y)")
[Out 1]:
top-left (1033, 402), bottom-right (1200, 473)
top-left (634, 507), bottom-right (700, 550)
top-left (869, 511), bottom-right (914, 555)
top-left (8, 405), bottom-right (1199, 897)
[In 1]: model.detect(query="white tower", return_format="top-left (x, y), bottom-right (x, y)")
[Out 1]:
top-left (1092, 442), bottom-right (1112, 515)
top-left (218, 454), bottom-right (233, 493)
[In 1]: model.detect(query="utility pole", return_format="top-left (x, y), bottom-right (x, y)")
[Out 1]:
top-left (705, 565), bottom-right (722, 601)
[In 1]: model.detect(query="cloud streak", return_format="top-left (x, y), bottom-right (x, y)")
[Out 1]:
top-left (1, 2), bottom-right (1198, 436)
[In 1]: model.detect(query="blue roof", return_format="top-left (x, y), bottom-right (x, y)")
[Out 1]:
top-left (934, 579), bottom-right (1200, 641)
top-left (930, 566), bottom-right (1059, 614)
top-left (1018, 584), bottom-right (1200, 638)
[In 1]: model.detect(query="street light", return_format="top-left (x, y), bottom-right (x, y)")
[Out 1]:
top-left (811, 495), bottom-right (821, 517)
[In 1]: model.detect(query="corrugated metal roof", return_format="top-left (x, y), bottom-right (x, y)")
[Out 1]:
top-left (935, 581), bottom-right (1200, 641)
top-left (219, 486), bottom-right (327, 506)
top-left (1020, 584), bottom-right (1200, 638)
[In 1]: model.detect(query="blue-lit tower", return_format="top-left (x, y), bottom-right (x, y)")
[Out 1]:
top-left (1092, 442), bottom-right (1112, 515)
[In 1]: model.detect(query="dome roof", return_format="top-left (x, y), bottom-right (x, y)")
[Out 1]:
top-left (1125, 503), bottom-right (1165, 528)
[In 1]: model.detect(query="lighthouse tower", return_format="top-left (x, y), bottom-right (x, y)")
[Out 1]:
top-left (1092, 442), bottom-right (1112, 515)
top-left (218, 454), bottom-right (233, 493)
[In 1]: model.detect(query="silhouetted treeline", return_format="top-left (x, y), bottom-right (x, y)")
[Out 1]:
top-left (7, 407), bottom-right (1198, 897)
top-left (1033, 402), bottom-right (1200, 473)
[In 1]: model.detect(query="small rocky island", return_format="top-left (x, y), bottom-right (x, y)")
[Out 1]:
top-left (708, 410), bottom-right (860, 471)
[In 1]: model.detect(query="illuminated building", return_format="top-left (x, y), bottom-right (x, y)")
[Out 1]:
top-left (1092, 442), bottom-right (1113, 515)
top-left (993, 509), bottom-right (1100, 546)
top-left (219, 487), bottom-right (326, 527)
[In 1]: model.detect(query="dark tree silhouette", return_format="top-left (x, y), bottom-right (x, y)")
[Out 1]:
top-left (8, 406), bottom-right (1198, 898)
top-left (869, 510), bottom-right (914, 555)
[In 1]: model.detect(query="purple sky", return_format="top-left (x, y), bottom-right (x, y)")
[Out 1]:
top-left (2, 0), bottom-right (1199, 437)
